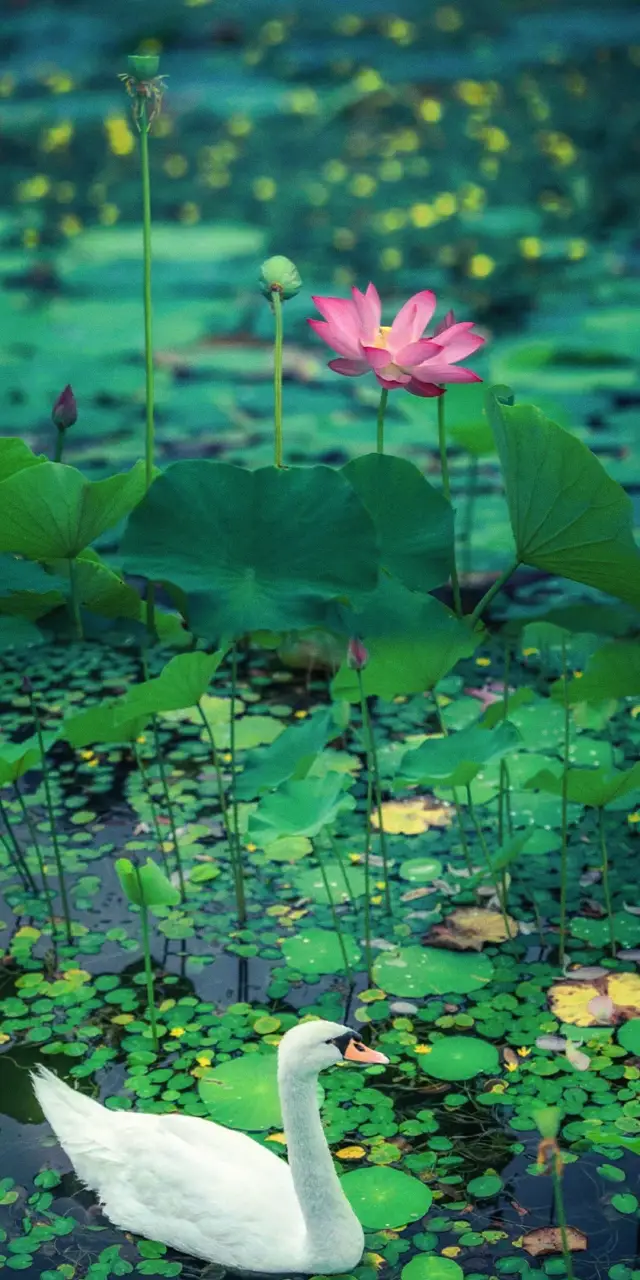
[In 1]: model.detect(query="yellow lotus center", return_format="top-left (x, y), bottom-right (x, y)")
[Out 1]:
top-left (371, 325), bottom-right (392, 349)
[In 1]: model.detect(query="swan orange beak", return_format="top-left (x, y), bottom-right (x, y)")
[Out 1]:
top-left (344, 1038), bottom-right (389, 1065)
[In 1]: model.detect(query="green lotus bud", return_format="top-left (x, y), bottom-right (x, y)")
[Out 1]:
top-left (259, 255), bottom-right (302, 301)
top-left (128, 54), bottom-right (160, 80)
top-left (531, 1105), bottom-right (562, 1140)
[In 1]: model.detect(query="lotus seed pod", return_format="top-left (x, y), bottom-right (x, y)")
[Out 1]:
top-left (128, 54), bottom-right (160, 80)
top-left (259, 255), bottom-right (302, 301)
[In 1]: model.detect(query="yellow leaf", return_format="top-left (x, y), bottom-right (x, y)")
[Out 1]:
top-left (372, 797), bottom-right (452, 835)
top-left (266, 1132), bottom-right (287, 1145)
top-left (15, 926), bottom-right (40, 940)
top-left (426, 907), bottom-right (517, 951)
top-left (0, 1033), bottom-right (10, 1045)
top-left (442, 1247), bottom-right (462, 1258)
top-left (111, 1014), bottom-right (134, 1025)
top-left (548, 982), bottom-right (600, 1027)
top-left (158, 998), bottom-right (176, 1013)
top-left (337, 1145), bottom-right (366, 1159)
top-left (607, 972), bottom-right (640, 1014)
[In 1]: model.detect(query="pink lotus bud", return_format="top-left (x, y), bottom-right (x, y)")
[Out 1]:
top-left (52, 384), bottom-right (77, 431)
top-left (347, 637), bottom-right (369, 670)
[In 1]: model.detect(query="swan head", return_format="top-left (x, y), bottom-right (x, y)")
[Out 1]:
top-left (278, 1019), bottom-right (389, 1078)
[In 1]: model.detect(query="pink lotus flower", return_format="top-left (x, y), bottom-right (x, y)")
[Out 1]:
top-left (308, 284), bottom-right (484, 397)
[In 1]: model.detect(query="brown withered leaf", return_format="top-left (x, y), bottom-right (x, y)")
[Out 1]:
top-left (522, 1227), bottom-right (587, 1258)
top-left (423, 907), bottom-right (517, 952)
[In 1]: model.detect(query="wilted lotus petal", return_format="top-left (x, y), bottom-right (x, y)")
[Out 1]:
top-left (565, 1041), bottom-right (591, 1072)
top-left (536, 1036), bottom-right (567, 1052)
top-left (390, 1001), bottom-right (419, 1014)
top-left (587, 994), bottom-right (615, 1022)
top-left (623, 901), bottom-right (640, 916)
top-left (579, 870), bottom-right (601, 886)
top-left (617, 949), bottom-right (640, 961)
top-left (564, 965), bottom-right (608, 981)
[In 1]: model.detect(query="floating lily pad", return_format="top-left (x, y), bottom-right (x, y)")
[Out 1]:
top-left (373, 946), bottom-right (493, 997)
top-left (294, 863), bottom-right (367, 904)
top-left (398, 857), bottom-right (443, 882)
top-left (281, 928), bottom-right (361, 975)
top-left (199, 1051), bottom-right (321, 1131)
top-left (421, 1035), bottom-right (500, 1081)
top-left (341, 1165), bottom-right (432, 1229)
top-left (467, 1173), bottom-right (503, 1198)
top-left (402, 1255), bottom-right (463, 1280)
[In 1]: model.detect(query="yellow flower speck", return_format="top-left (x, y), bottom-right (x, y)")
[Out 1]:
top-left (170, 1027), bottom-right (185, 1038)
top-left (414, 1044), bottom-right (432, 1054)
top-left (517, 1046), bottom-right (531, 1057)
top-left (196, 1055), bottom-right (211, 1067)
top-left (506, 1061), bottom-right (519, 1072)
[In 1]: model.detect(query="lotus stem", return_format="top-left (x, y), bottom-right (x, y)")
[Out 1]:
top-left (559, 636), bottom-right (570, 966)
top-left (197, 699), bottom-right (245, 921)
top-left (67, 558), bottom-right (83, 641)
top-left (328, 832), bottom-right (357, 913)
top-left (551, 1162), bottom-right (575, 1280)
top-left (356, 670), bottom-right (391, 913)
top-left (465, 783), bottom-right (512, 938)
top-left (229, 645), bottom-right (247, 924)
top-left (362, 763), bottom-right (373, 983)
top-left (13, 781), bottom-right (48, 899)
top-left (376, 387), bottom-right (388, 454)
top-left (0, 792), bottom-right (37, 893)
top-left (598, 806), bottom-right (615, 957)
top-left (134, 864), bottom-right (159, 1052)
top-left (461, 452), bottom-right (478, 579)
top-left (28, 690), bottom-right (72, 945)
top-left (272, 290), bottom-right (284, 467)
top-left (54, 431), bottom-right (64, 464)
top-left (468, 560), bottom-right (520, 629)
top-left (150, 715), bottom-right (186, 902)
top-left (432, 693), bottom-right (474, 873)
top-left (437, 395), bottom-right (462, 618)
top-left (315, 840), bottom-right (353, 985)
top-left (133, 741), bottom-right (170, 874)
top-left (137, 97), bottom-right (156, 635)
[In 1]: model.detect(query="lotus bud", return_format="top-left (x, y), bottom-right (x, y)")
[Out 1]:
top-left (52, 384), bottom-right (77, 432)
top-left (128, 54), bottom-right (160, 80)
top-left (21, 676), bottom-right (33, 695)
top-left (347, 637), bottom-right (369, 671)
top-left (259, 255), bottom-right (302, 301)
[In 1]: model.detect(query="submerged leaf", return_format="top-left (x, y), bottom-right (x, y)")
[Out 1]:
top-left (522, 1227), bottom-right (587, 1258)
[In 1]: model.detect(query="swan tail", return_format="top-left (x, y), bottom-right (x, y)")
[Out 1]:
top-left (31, 1065), bottom-right (121, 1190)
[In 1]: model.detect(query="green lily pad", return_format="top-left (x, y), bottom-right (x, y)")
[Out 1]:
top-left (373, 946), bottom-right (493, 997)
top-left (467, 1173), bottom-right (503, 1198)
top-left (199, 1051), bottom-right (322, 1130)
top-left (120, 461), bottom-right (378, 638)
top-left (618, 1020), bottom-right (640, 1055)
top-left (280, 928), bottom-right (361, 975)
top-left (398, 857), bottom-right (443, 882)
top-left (294, 863), bottom-right (367, 904)
top-left (421, 1035), bottom-right (500, 1081)
top-left (611, 1193), bottom-right (638, 1215)
top-left (341, 1166), bottom-right (432, 1229)
top-left (402, 1255), bottom-right (463, 1280)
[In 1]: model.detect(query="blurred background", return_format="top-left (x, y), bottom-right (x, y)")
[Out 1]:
top-left (1, 0), bottom-right (639, 579)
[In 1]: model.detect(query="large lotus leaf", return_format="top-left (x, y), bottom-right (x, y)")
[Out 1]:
top-left (0, 616), bottom-right (44, 650)
top-left (248, 774), bottom-right (355, 846)
top-left (420, 1035), bottom-right (499, 1081)
top-left (332, 578), bottom-right (478, 702)
top-left (0, 732), bottom-right (57, 786)
top-left (373, 945), bottom-right (493, 997)
top-left (487, 390), bottom-right (640, 607)
top-left (120, 461), bottom-right (379, 638)
top-left (0, 556), bottom-right (66, 620)
top-left (400, 720), bottom-right (521, 788)
top-left (0, 461), bottom-right (146, 560)
top-left (0, 438), bottom-right (46, 482)
top-left (199, 1051), bottom-right (323, 1131)
top-left (550, 641), bottom-right (640, 705)
top-left (403, 1258), bottom-right (463, 1280)
top-left (116, 650), bottom-right (226, 723)
top-left (341, 1167), bottom-right (432, 1230)
top-left (63, 700), bottom-right (148, 747)
top-left (342, 453), bottom-right (453, 592)
top-left (525, 762), bottom-right (640, 808)
top-left (236, 707), bottom-right (335, 799)
top-left (115, 856), bottom-right (180, 908)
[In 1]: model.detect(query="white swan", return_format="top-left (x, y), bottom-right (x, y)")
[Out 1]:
top-left (31, 1019), bottom-right (389, 1274)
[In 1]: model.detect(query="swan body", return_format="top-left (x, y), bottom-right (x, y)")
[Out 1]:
top-left (31, 1019), bottom-right (388, 1275)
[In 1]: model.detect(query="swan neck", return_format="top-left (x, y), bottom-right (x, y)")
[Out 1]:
top-left (279, 1065), bottom-right (354, 1238)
